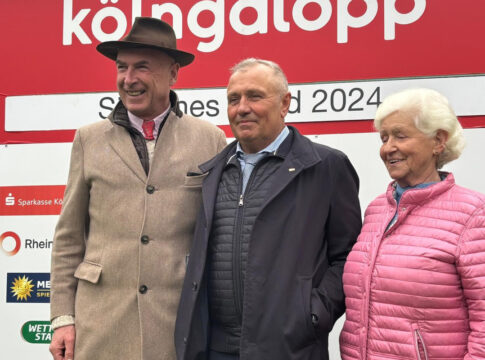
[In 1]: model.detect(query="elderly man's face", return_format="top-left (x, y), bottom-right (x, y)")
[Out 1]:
top-left (116, 48), bottom-right (179, 121)
top-left (227, 64), bottom-right (290, 153)
top-left (379, 111), bottom-right (445, 187)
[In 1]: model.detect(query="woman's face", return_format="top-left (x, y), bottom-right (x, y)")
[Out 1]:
top-left (379, 111), bottom-right (443, 187)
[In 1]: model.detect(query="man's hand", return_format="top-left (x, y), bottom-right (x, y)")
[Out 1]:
top-left (49, 325), bottom-right (75, 360)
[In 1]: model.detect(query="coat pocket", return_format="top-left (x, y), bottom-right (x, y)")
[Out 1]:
top-left (74, 261), bottom-right (102, 284)
top-left (184, 172), bottom-right (208, 187)
top-left (298, 276), bottom-right (318, 341)
top-left (412, 324), bottom-right (429, 360)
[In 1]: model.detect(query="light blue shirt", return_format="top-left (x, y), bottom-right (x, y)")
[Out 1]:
top-left (387, 181), bottom-right (437, 230)
top-left (236, 126), bottom-right (289, 193)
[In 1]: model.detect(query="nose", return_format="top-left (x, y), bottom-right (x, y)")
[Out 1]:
top-left (381, 137), bottom-right (397, 155)
top-left (123, 67), bottom-right (137, 87)
top-left (236, 96), bottom-right (251, 116)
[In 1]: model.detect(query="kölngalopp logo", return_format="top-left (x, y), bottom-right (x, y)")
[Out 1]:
top-left (0, 231), bottom-right (21, 256)
top-left (6, 273), bottom-right (51, 303)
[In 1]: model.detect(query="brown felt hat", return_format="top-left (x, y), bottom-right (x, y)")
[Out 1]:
top-left (96, 17), bottom-right (194, 67)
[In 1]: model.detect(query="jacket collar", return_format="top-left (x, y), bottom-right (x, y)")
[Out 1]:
top-left (198, 126), bottom-right (322, 230)
top-left (199, 126), bottom-right (321, 173)
top-left (108, 89), bottom-right (183, 128)
top-left (385, 171), bottom-right (455, 206)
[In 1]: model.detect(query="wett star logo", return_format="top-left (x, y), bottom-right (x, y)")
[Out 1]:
top-left (0, 231), bottom-right (21, 256)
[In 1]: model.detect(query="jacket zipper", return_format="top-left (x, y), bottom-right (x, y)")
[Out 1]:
top-left (232, 160), bottom-right (264, 318)
top-left (414, 328), bottom-right (429, 360)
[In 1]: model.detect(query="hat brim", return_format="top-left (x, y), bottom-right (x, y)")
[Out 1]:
top-left (96, 41), bottom-right (195, 67)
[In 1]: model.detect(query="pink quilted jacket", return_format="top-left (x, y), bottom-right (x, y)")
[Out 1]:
top-left (340, 173), bottom-right (485, 360)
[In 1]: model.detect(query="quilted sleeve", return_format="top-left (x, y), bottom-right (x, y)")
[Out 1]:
top-left (457, 204), bottom-right (485, 359)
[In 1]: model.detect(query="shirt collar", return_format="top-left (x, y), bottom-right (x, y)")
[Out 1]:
top-left (394, 181), bottom-right (439, 203)
top-left (127, 106), bottom-right (170, 139)
top-left (236, 126), bottom-right (289, 156)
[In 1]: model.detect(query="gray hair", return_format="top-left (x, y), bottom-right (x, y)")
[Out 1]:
top-left (374, 88), bottom-right (465, 169)
top-left (230, 58), bottom-right (289, 96)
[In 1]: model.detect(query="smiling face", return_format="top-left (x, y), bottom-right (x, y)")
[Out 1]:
top-left (116, 48), bottom-right (179, 121)
top-left (379, 111), bottom-right (446, 187)
top-left (227, 64), bottom-right (290, 153)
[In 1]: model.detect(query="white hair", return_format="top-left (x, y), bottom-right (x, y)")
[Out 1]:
top-left (230, 58), bottom-right (289, 96)
top-left (374, 88), bottom-right (465, 169)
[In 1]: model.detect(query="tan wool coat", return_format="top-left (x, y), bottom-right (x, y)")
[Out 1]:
top-left (50, 103), bottom-right (226, 360)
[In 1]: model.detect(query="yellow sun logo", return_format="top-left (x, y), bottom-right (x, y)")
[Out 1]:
top-left (10, 275), bottom-right (34, 301)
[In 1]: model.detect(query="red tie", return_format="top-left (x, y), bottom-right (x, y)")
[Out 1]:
top-left (142, 120), bottom-right (155, 140)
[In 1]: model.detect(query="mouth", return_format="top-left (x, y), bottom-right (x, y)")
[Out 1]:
top-left (125, 90), bottom-right (145, 96)
top-left (388, 159), bottom-right (403, 165)
top-left (237, 119), bottom-right (256, 125)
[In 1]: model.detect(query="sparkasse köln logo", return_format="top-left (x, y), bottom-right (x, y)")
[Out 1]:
top-left (6, 273), bottom-right (50, 303)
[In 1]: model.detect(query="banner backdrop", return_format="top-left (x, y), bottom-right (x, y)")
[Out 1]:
top-left (1, 1), bottom-right (485, 359)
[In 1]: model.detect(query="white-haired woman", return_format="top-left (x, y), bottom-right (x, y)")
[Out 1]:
top-left (340, 88), bottom-right (485, 360)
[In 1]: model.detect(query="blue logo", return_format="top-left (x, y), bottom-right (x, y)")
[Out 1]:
top-left (6, 273), bottom-right (50, 303)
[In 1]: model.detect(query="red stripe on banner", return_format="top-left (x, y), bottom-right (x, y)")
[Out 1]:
top-left (219, 116), bottom-right (485, 138)
top-left (0, 186), bottom-right (66, 216)
top-left (1, 116), bottom-right (485, 145)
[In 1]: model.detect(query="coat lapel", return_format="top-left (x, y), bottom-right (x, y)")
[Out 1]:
top-left (107, 123), bottom-right (147, 183)
top-left (261, 128), bottom-right (321, 209)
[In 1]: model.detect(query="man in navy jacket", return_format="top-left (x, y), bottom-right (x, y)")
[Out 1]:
top-left (175, 58), bottom-right (362, 360)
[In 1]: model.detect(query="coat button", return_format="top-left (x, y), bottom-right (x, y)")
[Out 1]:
top-left (146, 185), bottom-right (155, 194)
top-left (183, 337), bottom-right (187, 344)
top-left (311, 313), bottom-right (319, 327)
top-left (141, 235), bottom-right (149, 244)
top-left (192, 282), bottom-right (198, 291)
top-left (139, 285), bottom-right (148, 294)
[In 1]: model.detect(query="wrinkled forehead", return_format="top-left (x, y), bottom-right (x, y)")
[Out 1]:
top-left (116, 47), bottom-right (174, 64)
top-left (228, 65), bottom-right (281, 94)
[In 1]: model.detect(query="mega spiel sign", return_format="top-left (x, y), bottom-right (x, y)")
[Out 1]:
top-left (1, 0), bottom-right (485, 144)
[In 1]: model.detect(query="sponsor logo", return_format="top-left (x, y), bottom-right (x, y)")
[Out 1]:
top-left (0, 186), bottom-right (65, 216)
top-left (0, 231), bottom-right (21, 256)
top-left (21, 321), bottom-right (53, 344)
top-left (6, 273), bottom-right (50, 303)
top-left (63, 0), bottom-right (426, 52)
top-left (5, 193), bottom-right (15, 206)
top-left (1, 230), bottom-right (53, 256)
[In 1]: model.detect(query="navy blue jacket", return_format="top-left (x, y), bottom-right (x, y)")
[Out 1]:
top-left (175, 127), bottom-right (362, 360)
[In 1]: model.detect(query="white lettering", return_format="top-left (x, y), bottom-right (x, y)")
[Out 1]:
top-left (37, 280), bottom-right (51, 289)
top-left (337, 0), bottom-right (378, 43)
top-left (152, 3), bottom-right (184, 39)
top-left (60, 0), bottom-right (428, 53)
top-left (63, 0), bottom-right (91, 45)
top-left (188, 0), bottom-right (224, 52)
top-left (293, 0), bottom-right (332, 32)
top-left (274, 0), bottom-right (289, 32)
top-left (91, 6), bottom-right (127, 42)
top-left (5, 193), bottom-right (15, 206)
top-left (384, 0), bottom-right (426, 40)
top-left (132, 0), bottom-right (141, 23)
top-left (229, 0), bottom-right (268, 35)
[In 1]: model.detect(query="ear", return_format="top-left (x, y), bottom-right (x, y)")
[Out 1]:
top-left (434, 129), bottom-right (449, 155)
top-left (169, 63), bottom-right (180, 86)
top-left (280, 92), bottom-right (291, 119)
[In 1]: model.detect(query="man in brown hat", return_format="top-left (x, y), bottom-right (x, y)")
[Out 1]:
top-left (49, 17), bottom-right (226, 360)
